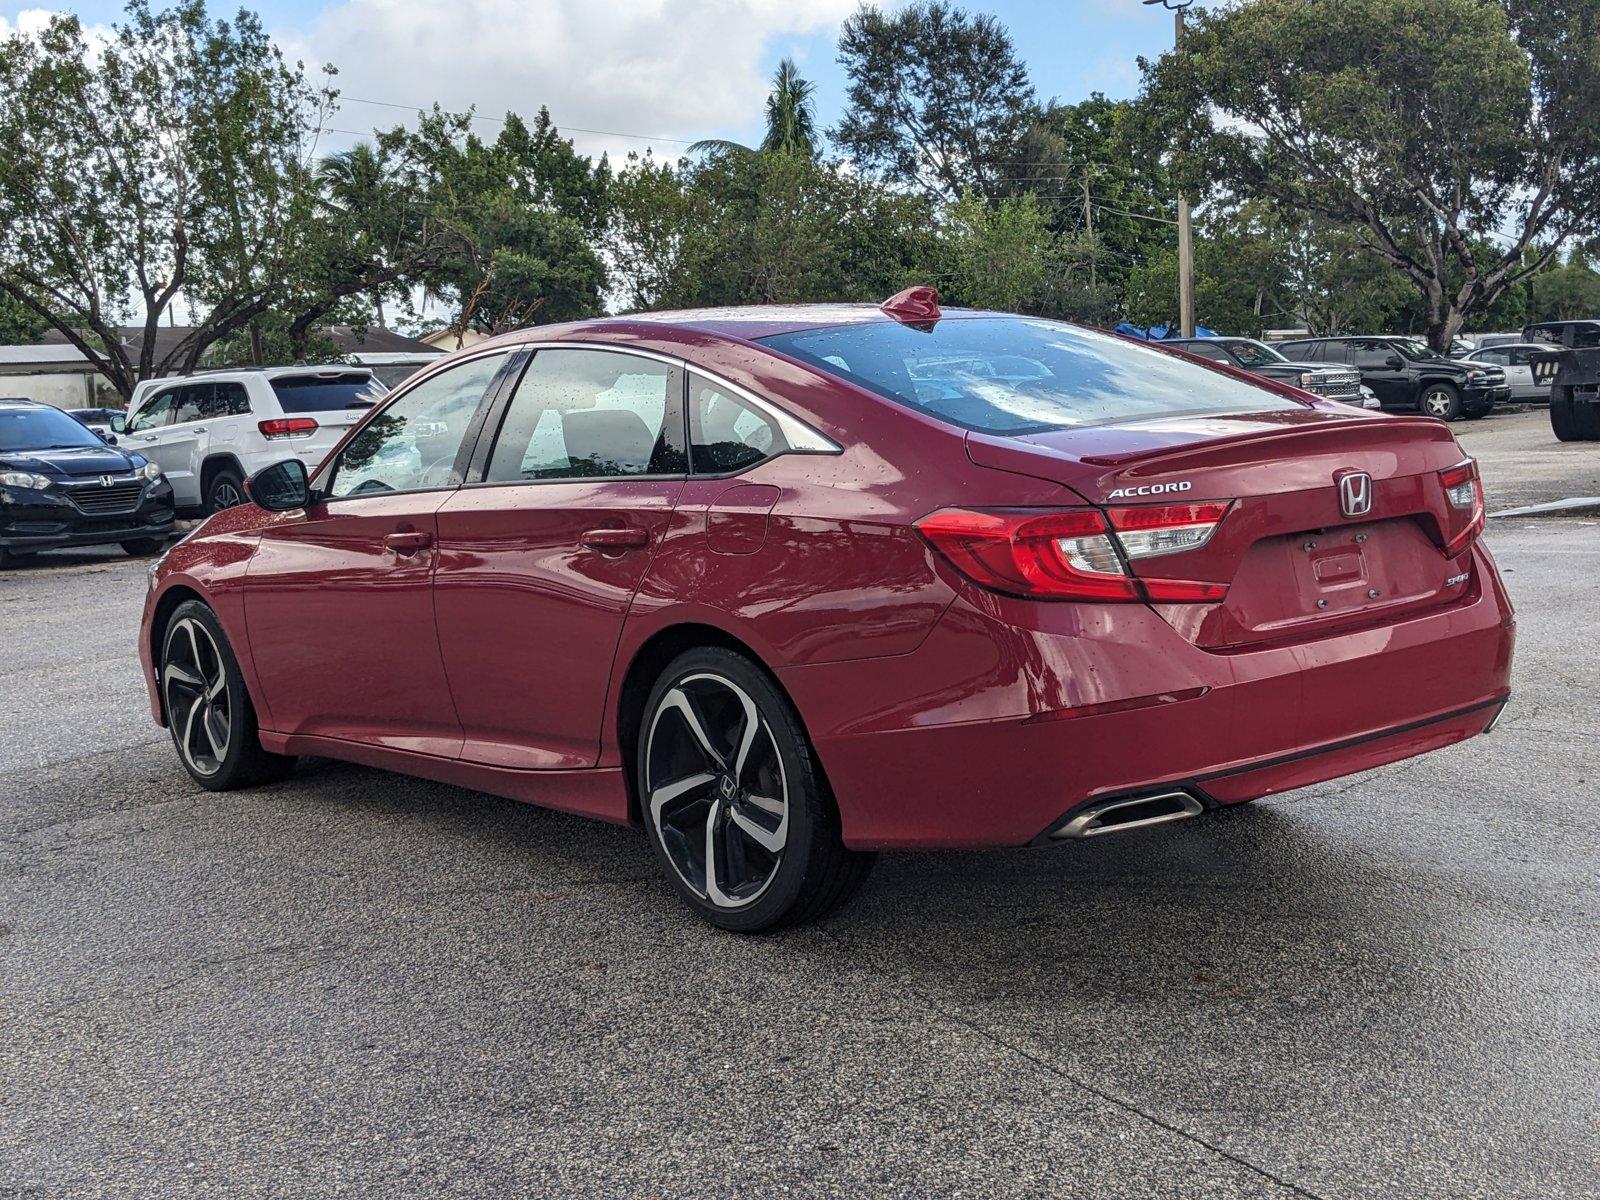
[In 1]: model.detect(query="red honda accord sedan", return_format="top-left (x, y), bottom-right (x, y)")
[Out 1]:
top-left (138, 290), bottom-right (1515, 930)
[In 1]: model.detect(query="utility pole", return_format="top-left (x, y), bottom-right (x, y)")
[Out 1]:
top-left (1082, 171), bottom-right (1096, 293)
top-left (1174, 7), bottom-right (1195, 336)
top-left (1146, 0), bottom-right (1197, 336)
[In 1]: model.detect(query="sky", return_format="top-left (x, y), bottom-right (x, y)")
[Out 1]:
top-left (0, 0), bottom-right (1179, 163)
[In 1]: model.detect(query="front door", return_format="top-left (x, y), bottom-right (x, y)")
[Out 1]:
top-left (434, 348), bottom-right (688, 769)
top-left (243, 351), bottom-right (515, 756)
top-left (1349, 339), bottom-right (1411, 408)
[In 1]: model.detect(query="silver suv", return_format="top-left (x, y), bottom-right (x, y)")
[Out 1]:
top-left (116, 367), bottom-right (383, 514)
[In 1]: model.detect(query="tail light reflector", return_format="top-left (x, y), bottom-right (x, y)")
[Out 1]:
top-left (916, 503), bottom-right (1231, 603)
top-left (1439, 458), bottom-right (1484, 556)
top-left (258, 417), bottom-right (319, 439)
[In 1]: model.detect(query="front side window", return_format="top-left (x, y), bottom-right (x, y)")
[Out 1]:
top-left (327, 353), bottom-right (508, 498)
top-left (761, 318), bottom-right (1298, 434)
top-left (1506, 346), bottom-right (1534, 366)
top-left (485, 349), bottom-right (685, 482)
top-left (1177, 342), bottom-right (1232, 364)
top-left (1350, 340), bottom-right (1395, 369)
top-left (129, 390), bottom-right (176, 432)
top-left (1475, 349), bottom-right (1510, 366)
top-left (690, 376), bottom-right (786, 473)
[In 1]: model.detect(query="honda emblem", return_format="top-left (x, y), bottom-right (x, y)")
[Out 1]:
top-left (1337, 471), bottom-right (1373, 518)
top-left (99, 474), bottom-right (115, 487)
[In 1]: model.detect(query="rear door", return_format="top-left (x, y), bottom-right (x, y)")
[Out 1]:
top-left (433, 347), bottom-right (688, 770)
top-left (1503, 346), bottom-right (1544, 399)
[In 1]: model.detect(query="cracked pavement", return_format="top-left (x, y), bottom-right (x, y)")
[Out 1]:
top-left (2, 523), bottom-right (1597, 1198)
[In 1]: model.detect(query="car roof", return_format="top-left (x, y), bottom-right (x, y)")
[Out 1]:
top-left (470, 303), bottom-right (1003, 351)
top-left (0, 396), bottom-right (48, 410)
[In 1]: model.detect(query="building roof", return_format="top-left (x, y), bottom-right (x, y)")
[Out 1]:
top-left (36, 323), bottom-right (438, 361)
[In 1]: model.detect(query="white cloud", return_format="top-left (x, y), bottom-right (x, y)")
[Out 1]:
top-left (275, 0), bottom-right (858, 161)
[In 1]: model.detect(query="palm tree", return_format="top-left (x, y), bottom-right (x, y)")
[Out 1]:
top-left (316, 144), bottom-right (397, 327)
top-left (690, 58), bottom-right (818, 160)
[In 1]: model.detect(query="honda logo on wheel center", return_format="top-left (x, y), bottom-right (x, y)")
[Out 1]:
top-left (1337, 471), bottom-right (1373, 518)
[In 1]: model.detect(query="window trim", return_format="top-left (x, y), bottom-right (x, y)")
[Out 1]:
top-left (461, 343), bottom-right (841, 490)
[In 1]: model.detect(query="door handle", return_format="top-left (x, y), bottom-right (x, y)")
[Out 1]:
top-left (384, 530), bottom-right (433, 555)
top-left (580, 527), bottom-right (649, 550)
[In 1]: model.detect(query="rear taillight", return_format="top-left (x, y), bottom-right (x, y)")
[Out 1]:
top-left (916, 503), bottom-right (1231, 603)
top-left (258, 417), bottom-right (319, 439)
top-left (1439, 458), bottom-right (1484, 556)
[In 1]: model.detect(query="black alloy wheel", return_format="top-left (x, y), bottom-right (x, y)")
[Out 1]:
top-left (160, 600), bottom-right (294, 790)
top-left (638, 647), bottom-right (873, 932)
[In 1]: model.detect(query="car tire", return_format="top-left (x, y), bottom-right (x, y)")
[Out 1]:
top-left (1419, 383), bottom-right (1463, 421)
top-left (637, 646), bottom-right (874, 932)
top-left (1550, 395), bottom-right (1600, 441)
top-left (159, 599), bottom-right (296, 791)
top-left (121, 538), bottom-right (166, 556)
top-left (206, 467), bottom-right (246, 514)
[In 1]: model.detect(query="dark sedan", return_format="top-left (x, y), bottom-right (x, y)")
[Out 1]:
top-left (0, 398), bottom-right (175, 567)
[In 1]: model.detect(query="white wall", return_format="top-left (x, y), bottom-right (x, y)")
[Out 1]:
top-left (0, 371), bottom-right (115, 410)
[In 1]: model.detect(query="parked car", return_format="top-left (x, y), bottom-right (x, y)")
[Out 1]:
top-left (116, 367), bottom-right (384, 515)
top-left (1460, 344), bottom-right (1553, 402)
top-left (0, 397), bottom-right (173, 567)
top-left (1468, 332), bottom-right (1524, 352)
top-left (66, 407), bottom-right (127, 440)
top-left (1162, 337), bottom-right (1380, 408)
top-left (1274, 336), bottom-right (1509, 420)
top-left (139, 291), bottom-right (1514, 931)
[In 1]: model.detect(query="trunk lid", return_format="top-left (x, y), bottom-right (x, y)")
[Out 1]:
top-left (967, 409), bottom-right (1480, 649)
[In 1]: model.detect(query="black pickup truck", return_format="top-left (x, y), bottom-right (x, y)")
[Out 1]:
top-left (1163, 337), bottom-right (1378, 407)
top-left (1275, 335), bottom-right (1509, 421)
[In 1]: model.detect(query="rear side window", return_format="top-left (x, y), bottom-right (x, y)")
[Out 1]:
top-left (271, 373), bottom-right (381, 414)
top-left (759, 318), bottom-right (1298, 434)
top-left (690, 375), bottom-right (786, 473)
top-left (485, 349), bottom-right (687, 482)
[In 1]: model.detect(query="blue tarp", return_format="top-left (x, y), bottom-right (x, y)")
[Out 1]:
top-left (1114, 323), bottom-right (1218, 341)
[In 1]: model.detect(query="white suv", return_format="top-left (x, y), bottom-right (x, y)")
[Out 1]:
top-left (116, 367), bottom-right (384, 514)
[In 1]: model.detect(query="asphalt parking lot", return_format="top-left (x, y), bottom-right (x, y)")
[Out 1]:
top-left (2, 410), bottom-right (1597, 1198)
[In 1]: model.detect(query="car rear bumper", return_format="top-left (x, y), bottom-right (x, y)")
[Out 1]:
top-left (781, 541), bottom-right (1515, 850)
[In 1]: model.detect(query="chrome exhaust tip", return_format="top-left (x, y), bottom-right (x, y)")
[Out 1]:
top-left (1051, 789), bottom-right (1206, 840)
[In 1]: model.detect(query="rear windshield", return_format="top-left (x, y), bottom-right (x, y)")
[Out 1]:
top-left (759, 317), bottom-right (1299, 434)
top-left (270, 373), bottom-right (384, 413)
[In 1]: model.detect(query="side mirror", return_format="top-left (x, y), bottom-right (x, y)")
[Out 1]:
top-left (1384, 355), bottom-right (1403, 368)
top-left (110, 414), bottom-right (126, 434)
top-left (246, 458), bottom-right (311, 511)
top-left (101, 431), bottom-right (119, 445)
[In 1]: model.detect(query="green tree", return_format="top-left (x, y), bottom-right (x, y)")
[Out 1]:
top-left (0, 292), bottom-right (48, 343)
top-left (1003, 94), bottom-right (1179, 321)
top-left (936, 192), bottom-right (1055, 313)
top-left (0, 2), bottom-right (333, 397)
top-left (690, 58), bottom-right (821, 160)
top-left (833, 1), bottom-right (1034, 199)
top-left (405, 107), bottom-right (610, 336)
top-left (607, 152), bottom-right (932, 310)
top-left (1530, 253), bottom-right (1600, 322)
top-left (1141, 0), bottom-right (1600, 351)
